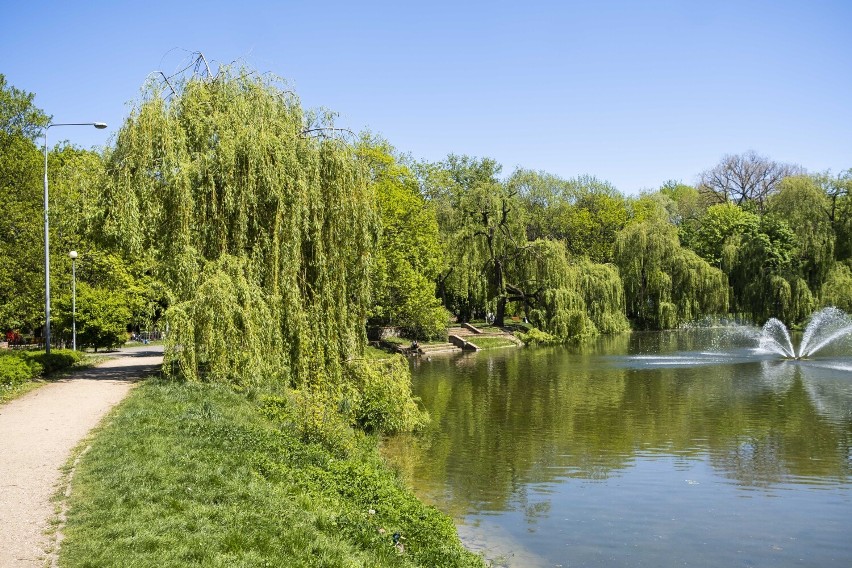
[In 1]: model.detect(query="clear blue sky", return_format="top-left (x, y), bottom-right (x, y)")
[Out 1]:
top-left (3, 0), bottom-right (850, 194)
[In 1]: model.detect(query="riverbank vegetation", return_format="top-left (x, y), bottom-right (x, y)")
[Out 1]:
top-left (3, 65), bottom-right (851, 350)
top-left (60, 379), bottom-right (483, 567)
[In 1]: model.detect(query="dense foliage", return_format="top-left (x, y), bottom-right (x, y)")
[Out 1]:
top-left (1, 69), bottom-right (850, 370)
top-left (360, 141), bottom-right (448, 340)
top-left (0, 349), bottom-right (82, 390)
top-left (615, 221), bottom-right (728, 329)
top-left (102, 70), bottom-right (379, 394)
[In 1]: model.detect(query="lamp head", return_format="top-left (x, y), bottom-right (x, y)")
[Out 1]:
top-left (69, 250), bottom-right (78, 259)
top-left (93, 122), bottom-right (107, 129)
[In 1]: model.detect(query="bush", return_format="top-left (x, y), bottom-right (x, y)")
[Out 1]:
top-left (261, 390), bottom-right (361, 458)
top-left (345, 356), bottom-right (428, 434)
top-left (0, 355), bottom-right (32, 388)
top-left (23, 350), bottom-right (82, 374)
top-left (517, 327), bottom-right (559, 346)
top-left (0, 349), bottom-right (82, 388)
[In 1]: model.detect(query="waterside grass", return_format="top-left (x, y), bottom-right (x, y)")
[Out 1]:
top-left (59, 379), bottom-right (484, 567)
top-left (467, 336), bottom-right (517, 349)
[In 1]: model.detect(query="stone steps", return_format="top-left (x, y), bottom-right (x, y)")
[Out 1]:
top-left (447, 325), bottom-right (523, 346)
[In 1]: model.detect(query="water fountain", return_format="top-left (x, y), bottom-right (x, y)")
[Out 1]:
top-left (618, 307), bottom-right (852, 371)
top-left (758, 307), bottom-right (852, 359)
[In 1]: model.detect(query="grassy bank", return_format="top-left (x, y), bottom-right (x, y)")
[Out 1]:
top-left (60, 379), bottom-right (484, 567)
top-left (467, 336), bottom-right (517, 349)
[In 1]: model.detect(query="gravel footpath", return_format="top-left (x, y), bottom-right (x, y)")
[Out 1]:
top-left (0, 345), bottom-right (163, 567)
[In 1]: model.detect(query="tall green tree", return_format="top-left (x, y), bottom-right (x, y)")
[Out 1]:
top-left (101, 68), bottom-right (379, 393)
top-left (767, 175), bottom-right (835, 292)
top-left (818, 170), bottom-right (852, 263)
top-left (55, 282), bottom-right (131, 351)
top-left (614, 221), bottom-right (728, 329)
top-left (359, 140), bottom-right (447, 339)
top-left (684, 202), bottom-right (759, 267)
top-left (659, 180), bottom-right (708, 228)
top-left (0, 74), bottom-right (49, 141)
top-left (0, 76), bottom-right (49, 332)
top-left (820, 264), bottom-right (852, 312)
top-left (516, 239), bottom-right (629, 339)
top-left (721, 215), bottom-right (810, 322)
top-left (511, 170), bottom-right (628, 262)
top-left (0, 132), bottom-right (44, 331)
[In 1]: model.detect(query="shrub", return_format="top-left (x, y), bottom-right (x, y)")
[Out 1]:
top-left (261, 390), bottom-right (361, 458)
top-left (345, 356), bottom-right (428, 434)
top-left (22, 350), bottom-right (82, 374)
top-left (517, 327), bottom-right (559, 346)
top-left (0, 355), bottom-right (32, 388)
top-left (0, 349), bottom-right (82, 388)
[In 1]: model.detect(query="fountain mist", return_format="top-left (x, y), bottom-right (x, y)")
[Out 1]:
top-left (797, 307), bottom-right (852, 358)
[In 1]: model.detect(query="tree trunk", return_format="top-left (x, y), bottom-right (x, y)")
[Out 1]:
top-left (495, 295), bottom-right (507, 327)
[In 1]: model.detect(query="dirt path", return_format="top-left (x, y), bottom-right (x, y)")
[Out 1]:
top-left (0, 346), bottom-right (163, 567)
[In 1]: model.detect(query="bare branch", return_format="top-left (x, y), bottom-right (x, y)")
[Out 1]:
top-left (697, 151), bottom-right (802, 210)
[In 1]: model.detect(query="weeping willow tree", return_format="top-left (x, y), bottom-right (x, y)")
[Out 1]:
top-left (821, 263), bottom-right (852, 312)
top-left (719, 215), bottom-right (816, 324)
top-left (614, 221), bottom-right (728, 329)
top-left (423, 155), bottom-right (527, 325)
top-left (100, 67), bottom-right (378, 395)
top-left (513, 239), bottom-right (629, 340)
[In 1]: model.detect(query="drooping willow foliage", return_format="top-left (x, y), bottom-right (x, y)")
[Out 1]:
top-left (614, 221), bottom-right (728, 329)
top-left (100, 68), bottom-right (378, 392)
top-left (515, 239), bottom-right (629, 340)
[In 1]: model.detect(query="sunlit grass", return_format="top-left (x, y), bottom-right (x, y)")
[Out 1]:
top-left (60, 380), bottom-right (484, 567)
top-left (468, 336), bottom-right (517, 349)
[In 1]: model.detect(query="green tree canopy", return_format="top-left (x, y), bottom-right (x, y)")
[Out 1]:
top-left (614, 221), bottom-right (728, 329)
top-left (101, 67), bottom-right (379, 393)
top-left (0, 76), bottom-right (50, 332)
top-left (511, 170), bottom-right (628, 262)
top-left (721, 215), bottom-right (810, 322)
top-left (55, 282), bottom-right (130, 351)
top-left (0, 131), bottom-right (44, 331)
top-left (767, 175), bottom-right (835, 292)
top-left (360, 140), bottom-right (447, 339)
top-left (0, 74), bottom-right (49, 141)
top-left (683, 202), bottom-right (759, 266)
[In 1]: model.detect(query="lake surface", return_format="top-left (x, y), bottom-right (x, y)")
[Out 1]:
top-left (383, 331), bottom-right (852, 567)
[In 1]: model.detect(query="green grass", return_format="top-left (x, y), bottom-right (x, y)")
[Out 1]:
top-left (0, 377), bottom-right (45, 405)
top-left (467, 337), bottom-right (517, 349)
top-left (364, 345), bottom-right (396, 359)
top-left (59, 380), bottom-right (484, 568)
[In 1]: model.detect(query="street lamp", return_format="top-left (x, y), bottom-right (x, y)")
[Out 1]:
top-left (43, 122), bottom-right (107, 354)
top-left (69, 250), bottom-right (78, 351)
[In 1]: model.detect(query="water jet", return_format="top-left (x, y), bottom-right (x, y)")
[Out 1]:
top-left (757, 307), bottom-right (852, 359)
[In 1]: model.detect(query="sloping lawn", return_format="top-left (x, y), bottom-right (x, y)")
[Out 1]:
top-left (60, 380), bottom-right (483, 568)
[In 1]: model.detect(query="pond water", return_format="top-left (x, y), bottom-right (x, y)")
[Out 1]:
top-left (383, 330), bottom-right (852, 567)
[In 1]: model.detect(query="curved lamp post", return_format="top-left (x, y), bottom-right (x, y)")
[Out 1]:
top-left (43, 122), bottom-right (107, 353)
top-left (69, 250), bottom-right (78, 351)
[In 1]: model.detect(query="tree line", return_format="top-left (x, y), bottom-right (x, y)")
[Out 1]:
top-left (2, 67), bottom-right (850, 374)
